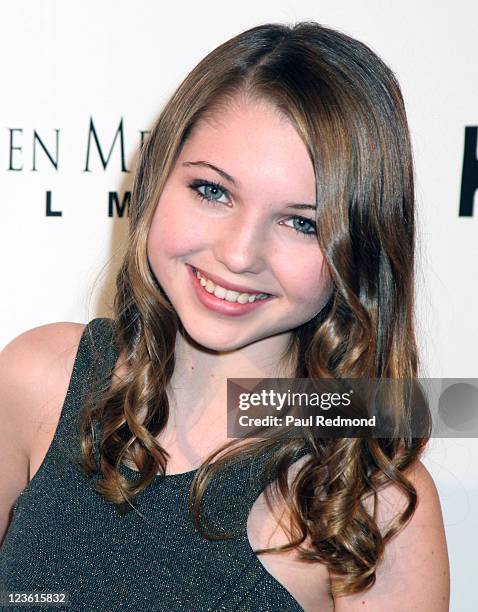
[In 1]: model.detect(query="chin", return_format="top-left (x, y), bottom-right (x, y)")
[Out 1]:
top-left (179, 321), bottom-right (259, 353)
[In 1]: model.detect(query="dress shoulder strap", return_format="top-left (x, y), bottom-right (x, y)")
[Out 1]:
top-left (56, 317), bottom-right (118, 443)
top-left (12, 317), bottom-right (118, 504)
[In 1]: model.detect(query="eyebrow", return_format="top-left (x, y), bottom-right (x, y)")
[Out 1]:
top-left (182, 160), bottom-right (238, 186)
top-left (182, 160), bottom-right (317, 211)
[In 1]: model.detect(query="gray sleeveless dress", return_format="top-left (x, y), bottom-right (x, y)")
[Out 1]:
top-left (0, 318), bottom-right (309, 611)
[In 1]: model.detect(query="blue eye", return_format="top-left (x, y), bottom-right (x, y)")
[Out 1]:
top-left (282, 216), bottom-right (317, 238)
top-left (188, 179), bottom-right (230, 205)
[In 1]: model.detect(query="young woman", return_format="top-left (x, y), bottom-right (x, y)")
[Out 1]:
top-left (0, 21), bottom-right (449, 611)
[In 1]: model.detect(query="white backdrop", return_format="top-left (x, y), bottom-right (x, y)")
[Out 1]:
top-left (1, 1), bottom-right (477, 609)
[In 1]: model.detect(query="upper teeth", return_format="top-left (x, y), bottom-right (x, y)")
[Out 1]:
top-left (194, 269), bottom-right (270, 304)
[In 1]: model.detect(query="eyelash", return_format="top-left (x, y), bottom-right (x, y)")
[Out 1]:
top-left (187, 179), bottom-right (317, 238)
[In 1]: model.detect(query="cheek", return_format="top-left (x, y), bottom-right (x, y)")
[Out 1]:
top-left (147, 196), bottom-right (208, 260)
top-left (275, 250), bottom-right (329, 308)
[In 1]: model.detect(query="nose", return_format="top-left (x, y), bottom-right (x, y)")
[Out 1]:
top-left (212, 210), bottom-right (268, 275)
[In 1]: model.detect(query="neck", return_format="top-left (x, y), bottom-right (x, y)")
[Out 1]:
top-left (165, 328), bottom-right (296, 438)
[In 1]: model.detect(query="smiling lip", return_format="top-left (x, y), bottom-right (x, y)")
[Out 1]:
top-left (187, 265), bottom-right (275, 317)
top-left (187, 264), bottom-right (273, 296)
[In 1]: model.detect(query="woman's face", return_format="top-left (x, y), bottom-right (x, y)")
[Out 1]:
top-left (147, 97), bottom-right (331, 351)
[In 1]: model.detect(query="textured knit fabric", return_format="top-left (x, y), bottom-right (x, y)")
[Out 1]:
top-left (0, 317), bottom-right (309, 611)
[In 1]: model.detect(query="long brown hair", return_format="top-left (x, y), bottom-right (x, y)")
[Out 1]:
top-left (77, 21), bottom-right (431, 598)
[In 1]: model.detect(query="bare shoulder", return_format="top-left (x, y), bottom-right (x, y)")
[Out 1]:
top-left (0, 321), bottom-right (86, 457)
top-left (247, 455), bottom-right (449, 612)
top-left (0, 321), bottom-right (86, 545)
top-left (247, 453), bottom-right (334, 611)
top-left (332, 459), bottom-right (450, 611)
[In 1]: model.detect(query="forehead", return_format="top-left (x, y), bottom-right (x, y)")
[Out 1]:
top-left (178, 99), bottom-right (316, 198)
